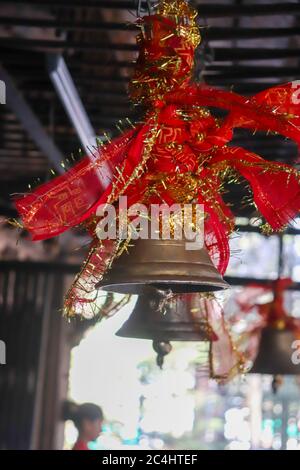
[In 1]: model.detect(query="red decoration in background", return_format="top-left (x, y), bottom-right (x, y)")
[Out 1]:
top-left (237, 278), bottom-right (300, 332)
top-left (231, 279), bottom-right (300, 364)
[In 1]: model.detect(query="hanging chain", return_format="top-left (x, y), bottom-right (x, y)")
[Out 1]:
top-left (135, 0), bottom-right (153, 17)
top-left (194, 17), bottom-right (214, 83)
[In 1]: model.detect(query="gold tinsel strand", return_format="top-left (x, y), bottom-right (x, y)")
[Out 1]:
top-left (156, 0), bottom-right (201, 48)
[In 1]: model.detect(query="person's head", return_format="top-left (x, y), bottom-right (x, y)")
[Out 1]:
top-left (65, 402), bottom-right (104, 442)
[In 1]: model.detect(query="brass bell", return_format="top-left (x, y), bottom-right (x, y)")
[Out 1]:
top-left (250, 327), bottom-right (300, 375)
top-left (98, 238), bottom-right (229, 295)
top-left (116, 291), bottom-right (217, 342)
top-left (116, 290), bottom-right (217, 368)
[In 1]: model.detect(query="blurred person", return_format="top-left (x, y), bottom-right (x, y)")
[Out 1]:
top-left (63, 401), bottom-right (104, 450)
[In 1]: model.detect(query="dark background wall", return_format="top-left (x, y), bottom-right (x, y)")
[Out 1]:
top-left (0, 261), bottom-right (78, 450)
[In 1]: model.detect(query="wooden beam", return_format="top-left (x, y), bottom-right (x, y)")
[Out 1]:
top-left (5, 1), bottom-right (300, 17)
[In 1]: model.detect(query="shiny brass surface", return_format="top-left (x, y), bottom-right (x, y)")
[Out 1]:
top-left (98, 238), bottom-right (229, 295)
top-left (116, 291), bottom-right (216, 342)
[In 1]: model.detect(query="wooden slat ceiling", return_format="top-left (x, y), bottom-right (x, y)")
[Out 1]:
top-left (0, 0), bottom-right (299, 216)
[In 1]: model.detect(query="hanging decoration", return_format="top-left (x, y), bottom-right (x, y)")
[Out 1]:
top-left (14, 0), bottom-right (300, 318)
top-left (230, 279), bottom-right (300, 391)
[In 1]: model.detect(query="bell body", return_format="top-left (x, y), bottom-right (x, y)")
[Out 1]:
top-left (98, 238), bottom-right (229, 295)
top-left (116, 292), bottom-right (216, 342)
top-left (250, 327), bottom-right (300, 375)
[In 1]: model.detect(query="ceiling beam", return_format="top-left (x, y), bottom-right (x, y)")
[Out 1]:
top-left (4, 1), bottom-right (300, 17)
top-left (0, 37), bottom-right (138, 52)
top-left (6, 63), bottom-right (300, 81)
top-left (1, 38), bottom-right (299, 61)
top-left (1, 16), bottom-right (299, 40)
top-left (7, 63), bottom-right (300, 80)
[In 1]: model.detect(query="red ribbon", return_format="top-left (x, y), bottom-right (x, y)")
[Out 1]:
top-left (14, 13), bottom-right (300, 279)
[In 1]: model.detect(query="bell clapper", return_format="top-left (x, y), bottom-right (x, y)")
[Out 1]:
top-left (272, 374), bottom-right (283, 394)
top-left (152, 341), bottom-right (172, 369)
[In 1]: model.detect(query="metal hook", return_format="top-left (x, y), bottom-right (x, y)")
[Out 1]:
top-left (135, 0), bottom-right (153, 17)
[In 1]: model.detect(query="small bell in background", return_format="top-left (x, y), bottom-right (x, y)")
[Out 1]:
top-left (250, 327), bottom-right (300, 393)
